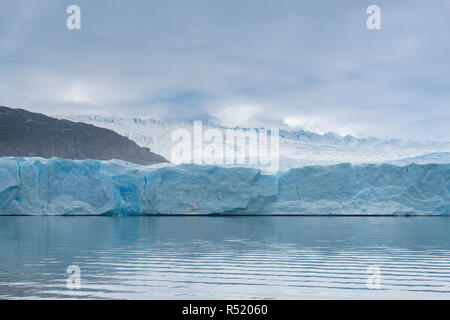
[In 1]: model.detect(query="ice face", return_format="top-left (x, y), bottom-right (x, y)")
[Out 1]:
top-left (273, 163), bottom-right (450, 215)
top-left (0, 157), bottom-right (448, 216)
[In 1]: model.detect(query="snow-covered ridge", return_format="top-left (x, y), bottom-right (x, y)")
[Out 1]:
top-left (59, 115), bottom-right (450, 170)
top-left (1, 157), bottom-right (448, 216)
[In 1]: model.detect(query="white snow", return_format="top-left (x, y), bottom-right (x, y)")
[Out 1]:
top-left (59, 115), bottom-right (450, 171)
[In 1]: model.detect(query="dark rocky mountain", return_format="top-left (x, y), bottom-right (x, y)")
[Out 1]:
top-left (0, 106), bottom-right (167, 165)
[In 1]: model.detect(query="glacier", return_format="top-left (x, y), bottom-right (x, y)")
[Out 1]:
top-left (0, 157), bottom-right (448, 216)
top-left (59, 115), bottom-right (450, 170)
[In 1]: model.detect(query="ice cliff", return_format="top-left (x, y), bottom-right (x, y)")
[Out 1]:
top-left (0, 157), bottom-right (448, 215)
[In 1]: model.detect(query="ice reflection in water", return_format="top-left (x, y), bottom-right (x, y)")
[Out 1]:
top-left (0, 216), bottom-right (449, 299)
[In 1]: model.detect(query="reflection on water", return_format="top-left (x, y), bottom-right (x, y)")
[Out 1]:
top-left (0, 216), bottom-right (449, 299)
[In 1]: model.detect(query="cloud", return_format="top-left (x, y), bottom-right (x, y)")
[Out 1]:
top-left (283, 116), bottom-right (364, 137)
top-left (0, 0), bottom-right (449, 140)
top-left (209, 103), bottom-right (264, 128)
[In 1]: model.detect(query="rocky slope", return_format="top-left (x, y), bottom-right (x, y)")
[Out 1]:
top-left (0, 106), bottom-right (167, 165)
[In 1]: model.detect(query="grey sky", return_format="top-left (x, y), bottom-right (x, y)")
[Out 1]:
top-left (0, 0), bottom-right (449, 140)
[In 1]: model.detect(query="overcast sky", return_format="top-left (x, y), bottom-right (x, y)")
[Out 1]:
top-left (0, 0), bottom-right (449, 140)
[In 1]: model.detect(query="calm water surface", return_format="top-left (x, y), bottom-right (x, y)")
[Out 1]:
top-left (0, 216), bottom-right (449, 299)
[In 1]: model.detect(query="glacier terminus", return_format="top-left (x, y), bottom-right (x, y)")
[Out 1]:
top-left (0, 157), bottom-right (448, 216)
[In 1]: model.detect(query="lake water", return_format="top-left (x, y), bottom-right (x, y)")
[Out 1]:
top-left (0, 216), bottom-right (449, 299)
